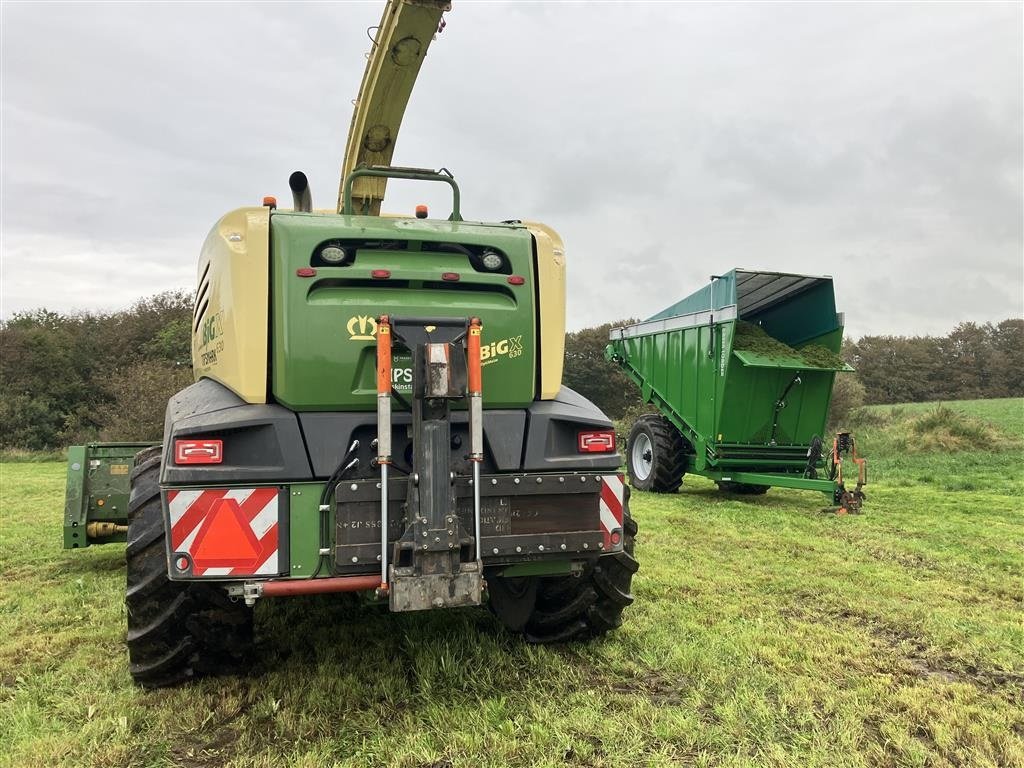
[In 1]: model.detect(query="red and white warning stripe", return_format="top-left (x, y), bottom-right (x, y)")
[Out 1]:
top-left (166, 488), bottom-right (279, 577)
top-left (599, 473), bottom-right (625, 550)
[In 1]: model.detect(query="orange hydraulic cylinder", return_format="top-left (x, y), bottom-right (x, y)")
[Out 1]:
top-left (375, 315), bottom-right (392, 592)
top-left (376, 316), bottom-right (392, 397)
top-left (468, 317), bottom-right (482, 396)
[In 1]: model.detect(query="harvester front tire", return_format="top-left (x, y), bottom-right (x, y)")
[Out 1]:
top-left (489, 506), bottom-right (639, 644)
top-left (626, 415), bottom-right (686, 493)
top-left (125, 446), bottom-right (253, 688)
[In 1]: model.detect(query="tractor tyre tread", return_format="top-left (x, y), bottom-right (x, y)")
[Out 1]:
top-left (519, 506), bottom-right (638, 645)
top-left (627, 415), bottom-right (687, 493)
top-left (125, 447), bottom-right (253, 688)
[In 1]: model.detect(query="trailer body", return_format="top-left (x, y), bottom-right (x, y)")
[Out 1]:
top-left (608, 269), bottom-right (865, 503)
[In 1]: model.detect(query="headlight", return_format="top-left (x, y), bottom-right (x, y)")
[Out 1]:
top-left (320, 245), bottom-right (347, 264)
top-left (480, 250), bottom-right (504, 271)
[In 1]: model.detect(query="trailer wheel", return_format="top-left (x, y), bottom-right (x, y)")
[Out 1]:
top-left (125, 446), bottom-right (253, 688)
top-left (716, 481), bottom-right (770, 495)
top-left (489, 506), bottom-right (639, 644)
top-left (627, 415), bottom-right (686, 493)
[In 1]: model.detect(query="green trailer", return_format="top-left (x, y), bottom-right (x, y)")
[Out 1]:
top-left (607, 269), bottom-right (866, 510)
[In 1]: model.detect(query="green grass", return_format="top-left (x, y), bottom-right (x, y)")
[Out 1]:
top-left (1, 399), bottom-right (1022, 767)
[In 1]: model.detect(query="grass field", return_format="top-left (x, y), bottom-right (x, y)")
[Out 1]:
top-left (1, 398), bottom-right (1022, 767)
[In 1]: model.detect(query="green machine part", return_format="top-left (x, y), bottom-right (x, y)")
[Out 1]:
top-left (63, 443), bottom-right (155, 548)
top-left (608, 270), bottom-right (853, 492)
top-left (270, 212), bottom-right (537, 411)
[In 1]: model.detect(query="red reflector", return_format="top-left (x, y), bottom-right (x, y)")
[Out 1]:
top-left (441, 272), bottom-right (460, 282)
top-left (507, 275), bottom-right (525, 285)
top-left (610, 531), bottom-right (621, 545)
top-left (190, 499), bottom-right (262, 570)
top-left (174, 439), bottom-right (223, 464)
top-left (371, 269), bottom-right (391, 279)
top-left (578, 430), bottom-right (616, 453)
top-left (296, 267), bottom-right (317, 277)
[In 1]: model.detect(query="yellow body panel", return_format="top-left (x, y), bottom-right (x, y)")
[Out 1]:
top-left (191, 207), bottom-right (270, 403)
top-left (524, 221), bottom-right (566, 400)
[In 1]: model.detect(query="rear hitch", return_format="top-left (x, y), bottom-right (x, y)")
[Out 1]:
top-left (381, 316), bottom-right (485, 611)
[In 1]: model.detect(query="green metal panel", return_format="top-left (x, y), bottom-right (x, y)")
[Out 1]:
top-left (271, 213), bottom-right (536, 410)
top-left (286, 482), bottom-right (323, 578)
top-left (647, 272), bottom-right (739, 320)
top-left (63, 443), bottom-right (154, 548)
top-left (749, 279), bottom-right (838, 346)
top-left (702, 470), bottom-right (836, 494)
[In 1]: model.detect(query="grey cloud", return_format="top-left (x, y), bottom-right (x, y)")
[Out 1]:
top-left (2, 1), bottom-right (1020, 337)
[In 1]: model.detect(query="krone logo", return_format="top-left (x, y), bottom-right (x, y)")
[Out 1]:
top-left (347, 315), bottom-right (378, 341)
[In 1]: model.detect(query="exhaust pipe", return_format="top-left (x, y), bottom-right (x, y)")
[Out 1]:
top-left (289, 170), bottom-right (313, 212)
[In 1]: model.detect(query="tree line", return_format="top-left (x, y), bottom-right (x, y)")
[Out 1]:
top-left (1, 292), bottom-right (193, 450)
top-left (0, 293), bottom-right (1020, 449)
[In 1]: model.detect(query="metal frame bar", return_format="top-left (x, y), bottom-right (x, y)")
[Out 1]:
top-left (343, 166), bottom-right (462, 220)
top-left (610, 305), bottom-right (738, 340)
top-left (704, 470), bottom-right (836, 494)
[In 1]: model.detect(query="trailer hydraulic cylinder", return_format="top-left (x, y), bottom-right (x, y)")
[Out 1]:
top-left (376, 316), bottom-right (393, 591)
top-left (468, 317), bottom-right (483, 560)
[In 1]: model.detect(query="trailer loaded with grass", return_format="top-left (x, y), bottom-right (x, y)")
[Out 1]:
top-left (607, 269), bottom-right (867, 511)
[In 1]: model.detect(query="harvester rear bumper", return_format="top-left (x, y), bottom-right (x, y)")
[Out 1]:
top-left (333, 472), bottom-right (625, 574)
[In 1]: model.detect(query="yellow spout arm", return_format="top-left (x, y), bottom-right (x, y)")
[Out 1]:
top-left (338, 0), bottom-right (450, 215)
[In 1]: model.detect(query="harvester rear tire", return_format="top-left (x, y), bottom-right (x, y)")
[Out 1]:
top-left (125, 446), bottom-right (253, 688)
top-left (489, 505), bottom-right (639, 644)
top-left (626, 415), bottom-right (686, 493)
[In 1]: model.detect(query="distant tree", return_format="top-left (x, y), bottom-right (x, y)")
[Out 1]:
top-left (562, 321), bottom-right (641, 420)
top-left (945, 322), bottom-right (995, 399)
top-left (93, 361), bottom-right (194, 442)
top-left (0, 291), bottom-right (194, 449)
top-left (828, 373), bottom-right (866, 429)
top-left (988, 319), bottom-right (1024, 398)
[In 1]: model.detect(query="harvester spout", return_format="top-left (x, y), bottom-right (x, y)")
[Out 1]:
top-left (289, 171), bottom-right (313, 212)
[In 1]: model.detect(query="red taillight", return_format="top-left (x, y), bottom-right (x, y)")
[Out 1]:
top-left (174, 439), bottom-right (223, 465)
top-left (441, 272), bottom-right (460, 281)
top-left (507, 275), bottom-right (525, 286)
top-left (578, 430), bottom-right (616, 453)
top-left (371, 269), bottom-right (391, 279)
top-left (296, 267), bottom-right (317, 277)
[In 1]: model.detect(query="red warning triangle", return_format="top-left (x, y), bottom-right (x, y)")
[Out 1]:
top-left (191, 498), bottom-right (262, 570)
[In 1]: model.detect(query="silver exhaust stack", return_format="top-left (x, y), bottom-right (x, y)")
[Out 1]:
top-left (289, 171), bottom-right (313, 212)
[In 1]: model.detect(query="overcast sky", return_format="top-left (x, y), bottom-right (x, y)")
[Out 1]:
top-left (2, 1), bottom-right (1021, 338)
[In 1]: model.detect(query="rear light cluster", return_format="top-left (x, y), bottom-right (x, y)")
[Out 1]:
top-left (174, 439), bottom-right (223, 465)
top-left (577, 430), bottom-right (616, 453)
